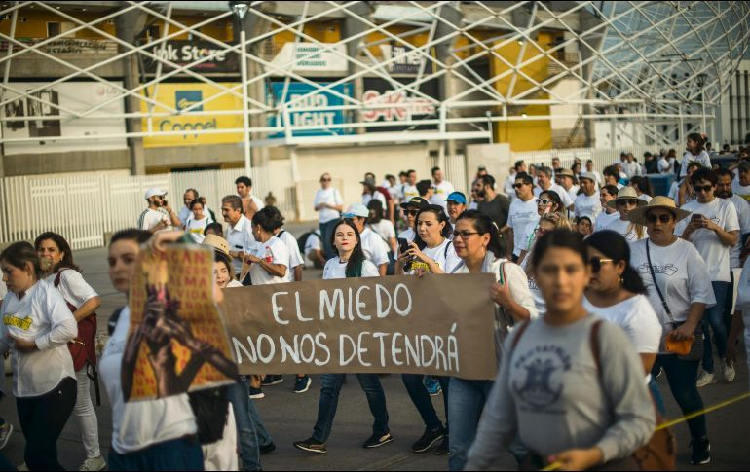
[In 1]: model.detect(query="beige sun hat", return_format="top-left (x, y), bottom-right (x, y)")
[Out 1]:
top-left (202, 234), bottom-right (230, 257)
top-left (627, 196), bottom-right (692, 227)
top-left (606, 186), bottom-right (648, 209)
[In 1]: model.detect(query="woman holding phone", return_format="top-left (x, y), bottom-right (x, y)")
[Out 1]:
top-left (397, 205), bottom-right (461, 275)
top-left (517, 190), bottom-right (566, 265)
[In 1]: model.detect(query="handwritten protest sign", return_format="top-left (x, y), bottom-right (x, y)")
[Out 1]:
top-left (222, 273), bottom-right (499, 380)
top-left (126, 245), bottom-right (237, 402)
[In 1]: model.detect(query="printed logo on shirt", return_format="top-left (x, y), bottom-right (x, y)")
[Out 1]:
top-left (3, 314), bottom-right (32, 330)
top-left (636, 263), bottom-right (678, 276)
top-left (512, 345), bottom-right (572, 410)
top-left (528, 276), bottom-right (538, 290)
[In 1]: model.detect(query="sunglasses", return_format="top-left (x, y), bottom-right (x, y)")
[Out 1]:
top-left (320, 178), bottom-right (331, 182)
top-left (452, 231), bottom-right (480, 239)
top-left (405, 209), bottom-right (420, 216)
top-left (646, 213), bottom-right (673, 224)
top-left (617, 199), bottom-right (638, 206)
top-left (536, 198), bottom-right (552, 205)
top-left (589, 256), bottom-right (615, 273)
top-left (693, 184), bottom-right (713, 193)
top-left (513, 183), bottom-right (528, 189)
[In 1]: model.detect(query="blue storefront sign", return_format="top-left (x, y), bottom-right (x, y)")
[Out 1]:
top-left (267, 82), bottom-right (352, 137)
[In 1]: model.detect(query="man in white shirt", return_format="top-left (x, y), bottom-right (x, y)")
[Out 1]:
top-left (137, 188), bottom-right (180, 233)
top-left (621, 153), bottom-right (641, 179)
top-left (342, 203), bottom-right (390, 276)
top-left (585, 160), bottom-right (603, 187)
top-left (733, 161), bottom-right (750, 203)
top-left (504, 173), bottom-right (538, 262)
top-left (314, 172), bottom-right (344, 260)
top-left (401, 169), bottom-right (420, 202)
top-left (534, 166), bottom-right (575, 211)
top-left (430, 166), bottom-right (455, 211)
top-left (221, 195), bottom-right (256, 283)
top-left (716, 168), bottom-right (750, 269)
top-left (575, 172), bottom-right (602, 221)
top-left (236, 176), bottom-right (264, 221)
top-left (267, 206), bottom-right (304, 282)
top-left (676, 167), bottom-right (740, 385)
top-left (603, 165), bottom-right (624, 189)
top-left (556, 168), bottom-right (580, 203)
top-left (178, 188), bottom-right (198, 228)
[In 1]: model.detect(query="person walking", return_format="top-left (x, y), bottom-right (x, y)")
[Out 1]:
top-left (397, 205), bottom-right (462, 275)
top-left (293, 219), bottom-right (391, 454)
top-left (449, 210), bottom-right (537, 470)
top-left (628, 197), bottom-right (715, 465)
top-left (680, 133), bottom-right (712, 178)
top-left (594, 185), bottom-right (620, 232)
top-left (517, 190), bottom-right (567, 265)
top-left (477, 175), bottom-right (511, 255)
top-left (0, 242), bottom-right (78, 471)
top-left (602, 187), bottom-right (647, 242)
top-left (221, 195), bottom-right (256, 282)
top-left (574, 172), bottom-right (602, 221)
top-left (342, 204), bottom-right (390, 276)
top-left (466, 230), bottom-right (655, 471)
top-left (430, 166), bottom-right (456, 211)
top-left (185, 197), bottom-right (214, 244)
top-left (505, 173), bottom-right (538, 263)
top-left (236, 176), bottom-right (264, 221)
top-left (534, 166), bottom-right (575, 211)
top-left (314, 173), bottom-right (344, 260)
top-left (446, 192), bottom-right (468, 231)
top-left (35, 232), bottom-right (106, 471)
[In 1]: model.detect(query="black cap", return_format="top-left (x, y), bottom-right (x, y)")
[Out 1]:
top-left (399, 197), bottom-right (430, 209)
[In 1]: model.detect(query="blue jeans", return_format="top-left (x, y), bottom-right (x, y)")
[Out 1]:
top-left (312, 374), bottom-right (389, 443)
top-left (319, 219), bottom-right (339, 261)
top-left (108, 436), bottom-right (204, 471)
top-left (654, 354), bottom-right (707, 440)
top-left (648, 376), bottom-right (666, 416)
top-left (447, 378), bottom-right (493, 471)
top-left (702, 281), bottom-right (731, 374)
top-left (227, 379), bottom-right (273, 471)
top-left (401, 374), bottom-right (449, 431)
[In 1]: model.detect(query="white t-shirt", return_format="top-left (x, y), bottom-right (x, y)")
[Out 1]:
top-left (630, 238), bottom-right (716, 327)
top-left (398, 227), bottom-right (416, 243)
top-left (322, 257), bottom-right (380, 279)
top-left (534, 183), bottom-right (575, 208)
top-left (602, 217), bottom-right (645, 242)
top-left (728, 195), bottom-right (750, 269)
top-left (278, 230), bottom-right (304, 282)
top-left (566, 185), bottom-right (580, 202)
top-left (304, 230), bottom-right (322, 260)
top-left (362, 191), bottom-right (387, 210)
top-left (507, 198), bottom-right (539, 257)
top-left (360, 227), bottom-right (390, 268)
top-left (676, 198), bottom-right (740, 282)
top-left (504, 174), bottom-right (517, 201)
top-left (185, 216), bottom-right (213, 244)
top-left (657, 158), bottom-right (671, 174)
top-left (225, 216), bottom-right (256, 274)
top-left (594, 211), bottom-right (620, 232)
top-left (622, 161), bottom-right (641, 179)
top-left (519, 255), bottom-right (545, 314)
top-left (368, 221), bottom-right (396, 253)
top-left (574, 193), bottom-right (602, 221)
top-left (521, 219), bottom-right (541, 253)
top-left (410, 238), bottom-right (461, 273)
top-left (402, 183), bottom-right (420, 201)
top-left (680, 150), bottom-right (711, 177)
top-left (46, 269), bottom-right (98, 309)
top-left (733, 181), bottom-right (750, 203)
top-left (99, 307), bottom-right (197, 454)
top-left (583, 295), bottom-right (662, 354)
top-left (431, 180), bottom-right (456, 210)
top-left (137, 208), bottom-right (169, 232)
top-left (248, 236), bottom-right (290, 285)
top-left (314, 187), bottom-right (343, 224)
top-left (0, 280), bottom-right (77, 398)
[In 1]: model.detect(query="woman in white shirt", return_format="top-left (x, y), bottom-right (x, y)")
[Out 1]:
top-left (185, 198), bottom-right (214, 244)
top-left (295, 220), bottom-right (390, 454)
top-left (680, 132), bottom-right (712, 178)
top-left (35, 232), bottom-right (105, 472)
top-left (100, 229), bottom-right (204, 470)
top-left (245, 207), bottom-right (289, 286)
top-left (448, 210), bottom-right (537, 471)
top-left (0, 241), bottom-right (78, 471)
top-left (315, 173), bottom-right (344, 260)
top-left (627, 197), bottom-right (714, 465)
top-left (397, 205), bottom-right (461, 275)
top-left (602, 187), bottom-right (647, 242)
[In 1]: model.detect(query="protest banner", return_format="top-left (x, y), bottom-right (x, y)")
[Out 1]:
top-left (222, 273), bottom-right (499, 380)
top-left (125, 245), bottom-right (237, 402)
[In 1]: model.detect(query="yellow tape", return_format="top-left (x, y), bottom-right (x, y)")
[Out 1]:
top-left (539, 391), bottom-right (750, 471)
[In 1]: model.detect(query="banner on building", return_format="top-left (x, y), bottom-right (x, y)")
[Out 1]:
top-left (141, 83), bottom-right (243, 147)
top-left (361, 78), bottom-right (439, 132)
top-left (125, 245), bottom-right (237, 402)
top-left (379, 43), bottom-right (429, 75)
top-left (0, 81), bottom-right (127, 155)
top-left (142, 40), bottom-right (238, 73)
top-left (267, 81), bottom-right (353, 137)
top-left (222, 273), bottom-right (499, 380)
top-left (267, 42), bottom-right (349, 75)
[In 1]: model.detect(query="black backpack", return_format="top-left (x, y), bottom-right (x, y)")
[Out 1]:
top-left (297, 230), bottom-right (318, 254)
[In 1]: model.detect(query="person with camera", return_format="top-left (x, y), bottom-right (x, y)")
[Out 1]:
top-left (137, 188), bottom-right (180, 233)
top-left (628, 197), bottom-right (714, 465)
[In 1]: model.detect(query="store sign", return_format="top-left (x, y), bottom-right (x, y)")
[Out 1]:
top-left (0, 81), bottom-right (127, 155)
top-left (267, 42), bottom-right (348, 75)
top-left (267, 82), bottom-right (353, 137)
top-left (143, 40), bottom-right (238, 73)
top-left (380, 44), bottom-right (426, 75)
top-left (140, 83), bottom-right (243, 147)
top-left (361, 78), bottom-right (438, 132)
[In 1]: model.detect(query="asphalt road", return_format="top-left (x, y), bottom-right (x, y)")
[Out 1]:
top-left (1, 227), bottom-right (749, 471)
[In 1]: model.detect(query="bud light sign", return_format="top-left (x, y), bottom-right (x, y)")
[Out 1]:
top-left (267, 82), bottom-right (352, 137)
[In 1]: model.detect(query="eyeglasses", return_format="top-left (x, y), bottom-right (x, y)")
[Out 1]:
top-left (452, 231), bottom-right (480, 239)
top-left (536, 198), bottom-right (552, 205)
top-left (405, 209), bottom-right (420, 217)
top-left (589, 257), bottom-right (615, 273)
top-left (320, 178), bottom-right (331, 182)
top-left (646, 213), bottom-right (673, 224)
top-left (694, 184), bottom-right (713, 193)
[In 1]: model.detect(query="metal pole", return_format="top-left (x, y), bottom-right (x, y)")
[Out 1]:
top-left (240, 27), bottom-right (251, 177)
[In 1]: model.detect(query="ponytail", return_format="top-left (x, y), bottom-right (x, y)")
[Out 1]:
top-left (585, 231), bottom-right (646, 294)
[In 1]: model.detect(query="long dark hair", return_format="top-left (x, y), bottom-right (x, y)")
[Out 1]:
top-left (0, 241), bottom-right (42, 279)
top-left (629, 176), bottom-right (654, 197)
top-left (366, 199), bottom-right (384, 225)
top-left (585, 231), bottom-right (646, 294)
top-left (34, 232), bottom-right (81, 273)
top-left (530, 229), bottom-right (586, 271)
top-left (687, 132), bottom-right (706, 155)
top-left (413, 205), bottom-right (452, 249)
top-left (330, 219), bottom-right (366, 278)
top-left (455, 210), bottom-right (505, 259)
top-left (538, 190), bottom-right (565, 214)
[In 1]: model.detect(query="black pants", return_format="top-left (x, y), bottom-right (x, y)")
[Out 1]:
top-left (17, 377), bottom-right (77, 471)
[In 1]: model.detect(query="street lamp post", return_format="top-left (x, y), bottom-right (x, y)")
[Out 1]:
top-left (696, 73), bottom-right (707, 134)
top-left (231, 2), bottom-right (252, 177)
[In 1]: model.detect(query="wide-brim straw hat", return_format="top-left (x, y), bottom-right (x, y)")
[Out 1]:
top-left (203, 234), bottom-right (230, 257)
top-left (627, 196), bottom-right (691, 227)
top-left (606, 186), bottom-right (648, 209)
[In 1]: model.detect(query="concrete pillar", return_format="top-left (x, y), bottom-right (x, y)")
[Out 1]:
top-left (579, 10), bottom-right (606, 148)
top-left (433, 3), bottom-right (463, 158)
top-left (115, 8), bottom-right (148, 175)
top-left (342, 2), bottom-right (374, 135)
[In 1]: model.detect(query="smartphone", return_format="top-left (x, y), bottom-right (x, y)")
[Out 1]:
top-left (691, 213), bottom-right (703, 222)
top-left (397, 237), bottom-right (410, 254)
top-left (161, 199), bottom-right (169, 207)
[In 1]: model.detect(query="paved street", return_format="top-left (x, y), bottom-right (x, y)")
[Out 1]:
top-left (1, 230), bottom-right (749, 470)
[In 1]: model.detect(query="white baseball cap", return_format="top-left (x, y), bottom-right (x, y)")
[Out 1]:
top-left (144, 187), bottom-right (168, 200)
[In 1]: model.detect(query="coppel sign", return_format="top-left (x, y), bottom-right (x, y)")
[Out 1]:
top-left (267, 82), bottom-right (353, 137)
top-left (160, 90), bottom-right (215, 139)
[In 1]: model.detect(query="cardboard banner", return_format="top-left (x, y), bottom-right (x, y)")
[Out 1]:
top-left (125, 245), bottom-right (237, 402)
top-left (222, 273), bottom-right (499, 381)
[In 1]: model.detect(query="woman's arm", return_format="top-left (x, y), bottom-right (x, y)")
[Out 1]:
top-left (73, 296), bottom-right (101, 323)
top-left (246, 254), bottom-right (287, 278)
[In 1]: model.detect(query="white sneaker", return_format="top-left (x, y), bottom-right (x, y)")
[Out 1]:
top-left (0, 422), bottom-right (13, 450)
top-left (696, 370), bottom-right (717, 388)
top-left (722, 360), bottom-right (736, 383)
top-left (79, 456), bottom-right (106, 472)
